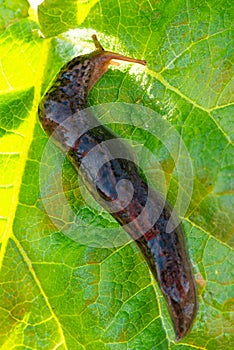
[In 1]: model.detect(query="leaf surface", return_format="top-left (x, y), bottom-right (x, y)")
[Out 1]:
top-left (0, 0), bottom-right (233, 349)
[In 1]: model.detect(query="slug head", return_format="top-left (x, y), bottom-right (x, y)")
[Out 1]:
top-left (87, 35), bottom-right (146, 91)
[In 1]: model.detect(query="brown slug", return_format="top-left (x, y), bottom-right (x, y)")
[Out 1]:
top-left (38, 35), bottom-right (197, 341)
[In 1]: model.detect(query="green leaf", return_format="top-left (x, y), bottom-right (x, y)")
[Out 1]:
top-left (0, 0), bottom-right (29, 30)
top-left (38, 0), bottom-right (99, 37)
top-left (0, 0), bottom-right (233, 349)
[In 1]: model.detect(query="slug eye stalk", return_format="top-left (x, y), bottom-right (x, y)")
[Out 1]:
top-left (91, 34), bottom-right (146, 65)
top-left (87, 35), bottom-right (146, 92)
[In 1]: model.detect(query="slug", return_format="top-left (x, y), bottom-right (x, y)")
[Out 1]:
top-left (38, 35), bottom-right (197, 341)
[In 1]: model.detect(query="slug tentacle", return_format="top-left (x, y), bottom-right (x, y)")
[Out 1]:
top-left (38, 35), bottom-right (197, 341)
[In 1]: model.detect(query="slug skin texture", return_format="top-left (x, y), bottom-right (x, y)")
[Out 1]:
top-left (38, 35), bottom-right (197, 341)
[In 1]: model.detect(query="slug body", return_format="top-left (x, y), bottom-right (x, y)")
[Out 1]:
top-left (39, 35), bottom-right (197, 340)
